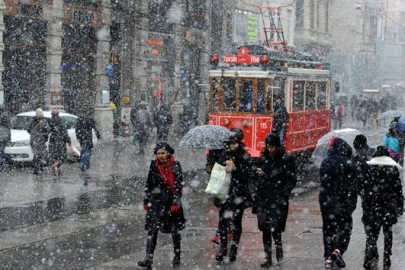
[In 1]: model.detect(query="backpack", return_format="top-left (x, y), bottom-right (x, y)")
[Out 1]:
top-left (337, 104), bottom-right (344, 116)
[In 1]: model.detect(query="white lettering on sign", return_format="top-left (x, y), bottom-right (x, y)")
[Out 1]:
top-left (251, 56), bottom-right (260, 64)
top-left (260, 122), bottom-right (268, 129)
top-left (223, 55), bottom-right (238, 63)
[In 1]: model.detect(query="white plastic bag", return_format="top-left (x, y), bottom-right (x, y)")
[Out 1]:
top-left (205, 162), bottom-right (231, 203)
top-left (70, 145), bottom-right (81, 156)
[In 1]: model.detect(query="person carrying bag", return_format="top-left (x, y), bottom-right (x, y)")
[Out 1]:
top-left (205, 162), bottom-right (231, 203)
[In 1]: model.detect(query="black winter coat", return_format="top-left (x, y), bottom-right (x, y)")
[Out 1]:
top-left (75, 115), bottom-right (100, 149)
top-left (153, 107), bottom-right (173, 130)
top-left (319, 138), bottom-right (357, 217)
top-left (143, 160), bottom-right (186, 233)
top-left (360, 156), bottom-right (404, 226)
top-left (255, 149), bottom-right (297, 232)
top-left (0, 111), bottom-right (11, 145)
top-left (218, 149), bottom-right (254, 211)
top-left (48, 116), bottom-right (71, 163)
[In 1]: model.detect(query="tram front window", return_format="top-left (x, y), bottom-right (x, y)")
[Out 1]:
top-left (239, 81), bottom-right (253, 112)
top-left (223, 78), bottom-right (236, 110)
top-left (293, 81), bottom-right (305, 111)
top-left (257, 79), bottom-right (265, 114)
top-left (306, 82), bottom-right (316, 110)
top-left (317, 82), bottom-right (327, 108)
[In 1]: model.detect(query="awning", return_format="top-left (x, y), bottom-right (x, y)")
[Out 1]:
top-left (395, 81), bottom-right (405, 89)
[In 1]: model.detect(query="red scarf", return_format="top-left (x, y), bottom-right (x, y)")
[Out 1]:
top-left (156, 155), bottom-right (176, 195)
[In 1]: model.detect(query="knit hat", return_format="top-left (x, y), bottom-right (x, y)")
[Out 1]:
top-left (228, 127), bottom-right (244, 142)
top-left (373, 146), bottom-right (390, 158)
top-left (153, 142), bottom-right (175, 155)
top-left (353, 134), bottom-right (368, 149)
top-left (36, 108), bottom-right (44, 118)
top-left (265, 133), bottom-right (281, 147)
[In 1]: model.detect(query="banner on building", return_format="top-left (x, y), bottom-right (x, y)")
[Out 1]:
top-left (234, 9), bottom-right (260, 46)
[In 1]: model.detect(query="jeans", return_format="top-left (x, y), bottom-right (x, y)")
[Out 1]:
top-left (80, 148), bottom-right (91, 167)
top-left (277, 128), bottom-right (285, 146)
top-left (0, 145), bottom-right (5, 172)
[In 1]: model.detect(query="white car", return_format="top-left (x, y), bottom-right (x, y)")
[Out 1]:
top-left (5, 111), bottom-right (98, 162)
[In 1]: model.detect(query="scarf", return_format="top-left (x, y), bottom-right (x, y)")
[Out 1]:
top-left (156, 155), bottom-right (176, 195)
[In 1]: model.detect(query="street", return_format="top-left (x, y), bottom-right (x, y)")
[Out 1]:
top-left (0, 118), bottom-right (404, 269)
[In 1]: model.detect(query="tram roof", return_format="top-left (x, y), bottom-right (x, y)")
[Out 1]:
top-left (209, 67), bottom-right (330, 78)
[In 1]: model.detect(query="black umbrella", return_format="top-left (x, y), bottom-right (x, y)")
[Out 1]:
top-left (179, 125), bottom-right (231, 150)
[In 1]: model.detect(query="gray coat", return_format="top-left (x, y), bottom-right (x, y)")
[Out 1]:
top-left (27, 118), bottom-right (50, 157)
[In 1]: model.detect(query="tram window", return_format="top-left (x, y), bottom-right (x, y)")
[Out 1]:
top-left (223, 78), bottom-right (236, 110)
top-left (306, 82), bottom-right (316, 110)
top-left (317, 82), bottom-right (327, 108)
top-left (257, 79), bottom-right (265, 114)
top-left (292, 81), bottom-right (305, 111)
top-left (239, 81), bottom-right (253, 112)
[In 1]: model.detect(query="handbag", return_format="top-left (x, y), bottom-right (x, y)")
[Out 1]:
top-left (205, 162), bottom-right (231, 203)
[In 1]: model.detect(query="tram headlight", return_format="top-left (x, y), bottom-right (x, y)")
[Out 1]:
top-left (260, 56), bottom-right (269, 64)
top-left (242, 120), bottom-right (249, 127)
top-left (210, 55), bottom-right (219, 64)
top-left (224, 119), bottom-right (230, 126)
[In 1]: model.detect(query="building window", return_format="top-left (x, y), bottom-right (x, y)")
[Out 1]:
top-left (295, 0), bottom-right (304, 28)
top-left (292, 81), bottom-right (304, 111)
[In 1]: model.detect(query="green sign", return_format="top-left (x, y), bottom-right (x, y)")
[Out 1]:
top-left (247, 14), bottom-right (258, 44)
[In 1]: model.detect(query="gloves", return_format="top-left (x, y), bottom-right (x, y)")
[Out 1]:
top-left (170, 205), bottom-right (180, 212)
top-left (143, 205), bottom-right (148, 211)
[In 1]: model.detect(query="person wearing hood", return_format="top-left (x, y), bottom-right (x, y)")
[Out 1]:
top-left (0, 107), bottom-right (12, 172)
top-left (75, 109), bottom-right (101, 171)
top-left (138, 142), bottom-right (186, 269)
top-left (272, 97), bottom-right (289, 145)
top-left (215, 130), bottom-right (254, 263)
top-left (255, 133), bottom-right (297, 267)
top-left (382, 122), bottom-right (403, 163)
top-left (153, 105), bottom-right (173, 143)
top-left (48, 110), bottom-right (71, 176)
top-left (27, 108), bottom-right (50, 174)
top-left (319, 137), bottom-right (357, 269)
top-left (360, 146), bottom-right (404, 269)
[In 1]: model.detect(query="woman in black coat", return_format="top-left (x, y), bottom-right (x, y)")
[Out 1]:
top-left (360, 146), bottom-right (404, 269)
top-left (138, 142), bottom-right (186, 269)
top-left (215, 133), bottom-right (254, 262)
top-left (48, 110), bottom-right (71, 176)
top-left (255, 133), bottom-right (296, 267)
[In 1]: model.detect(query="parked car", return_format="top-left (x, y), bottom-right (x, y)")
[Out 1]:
top-left (4, 111), bottom-right (98, 162)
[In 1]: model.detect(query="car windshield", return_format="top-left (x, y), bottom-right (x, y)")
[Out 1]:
top-left (10, 116), bottom-right (33, 130)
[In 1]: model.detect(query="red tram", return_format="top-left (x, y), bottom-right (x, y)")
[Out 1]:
top-left (208, 45), bottom-right (331, 155)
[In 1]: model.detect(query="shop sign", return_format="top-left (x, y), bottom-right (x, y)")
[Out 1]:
top-left (72, 10), bottom-right (97, 26)
top-left (51, 92), bottom-right (62, 106)
top-left (122, 95), bottom-right (130, 106)
top-left (121, 107), bottom-right (131, 124)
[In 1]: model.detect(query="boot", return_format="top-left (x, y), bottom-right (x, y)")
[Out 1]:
top-left (229, 244), bottom-right (238, 262)
top-left (260, 252), bottom-right (272, 267)
top-left (276, 247), bottom-right (283, 262)
top-left (383, 254), bottom-right (391, 267)
top-left (173, 233), bottom-right (181, 267)
top-left (216, 246), bottom-right (227, 262)
top-left (138, 235), bottom-right (156, 269)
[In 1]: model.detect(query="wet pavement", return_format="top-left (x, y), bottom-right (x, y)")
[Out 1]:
top-left (0, 116), bottom-right (402, 269)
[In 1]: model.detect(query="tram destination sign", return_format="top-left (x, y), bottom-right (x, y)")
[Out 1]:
top-left (222, 47), bottom-right (260, 65)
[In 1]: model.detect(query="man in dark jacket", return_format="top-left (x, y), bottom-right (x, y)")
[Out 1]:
top-left (75, 109), bottom-right (101, 171)
top-left (0, 108), bottom-right (12, 172)
top-left (153, 105), bottom-right (173, 143)
top-left (352, 134), bottom-right (374, 191)
top-left (319, 137), bottom-right (357, 269)
top-left (272, 97), bottom-right (288, 146)
top-left (360, 146), bottom-right (404, 269)
top-left (130, 104), bottom-right (152, 155)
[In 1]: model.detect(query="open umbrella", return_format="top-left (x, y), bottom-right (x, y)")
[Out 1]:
top-left (396, 115), bottom-right (405, 132)
top-left (377, 110), bottom-right (403, 120)
top-left (310, 128), bottom-right (363, 167)
top-left (179, 125), bottom-right (231, 150)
